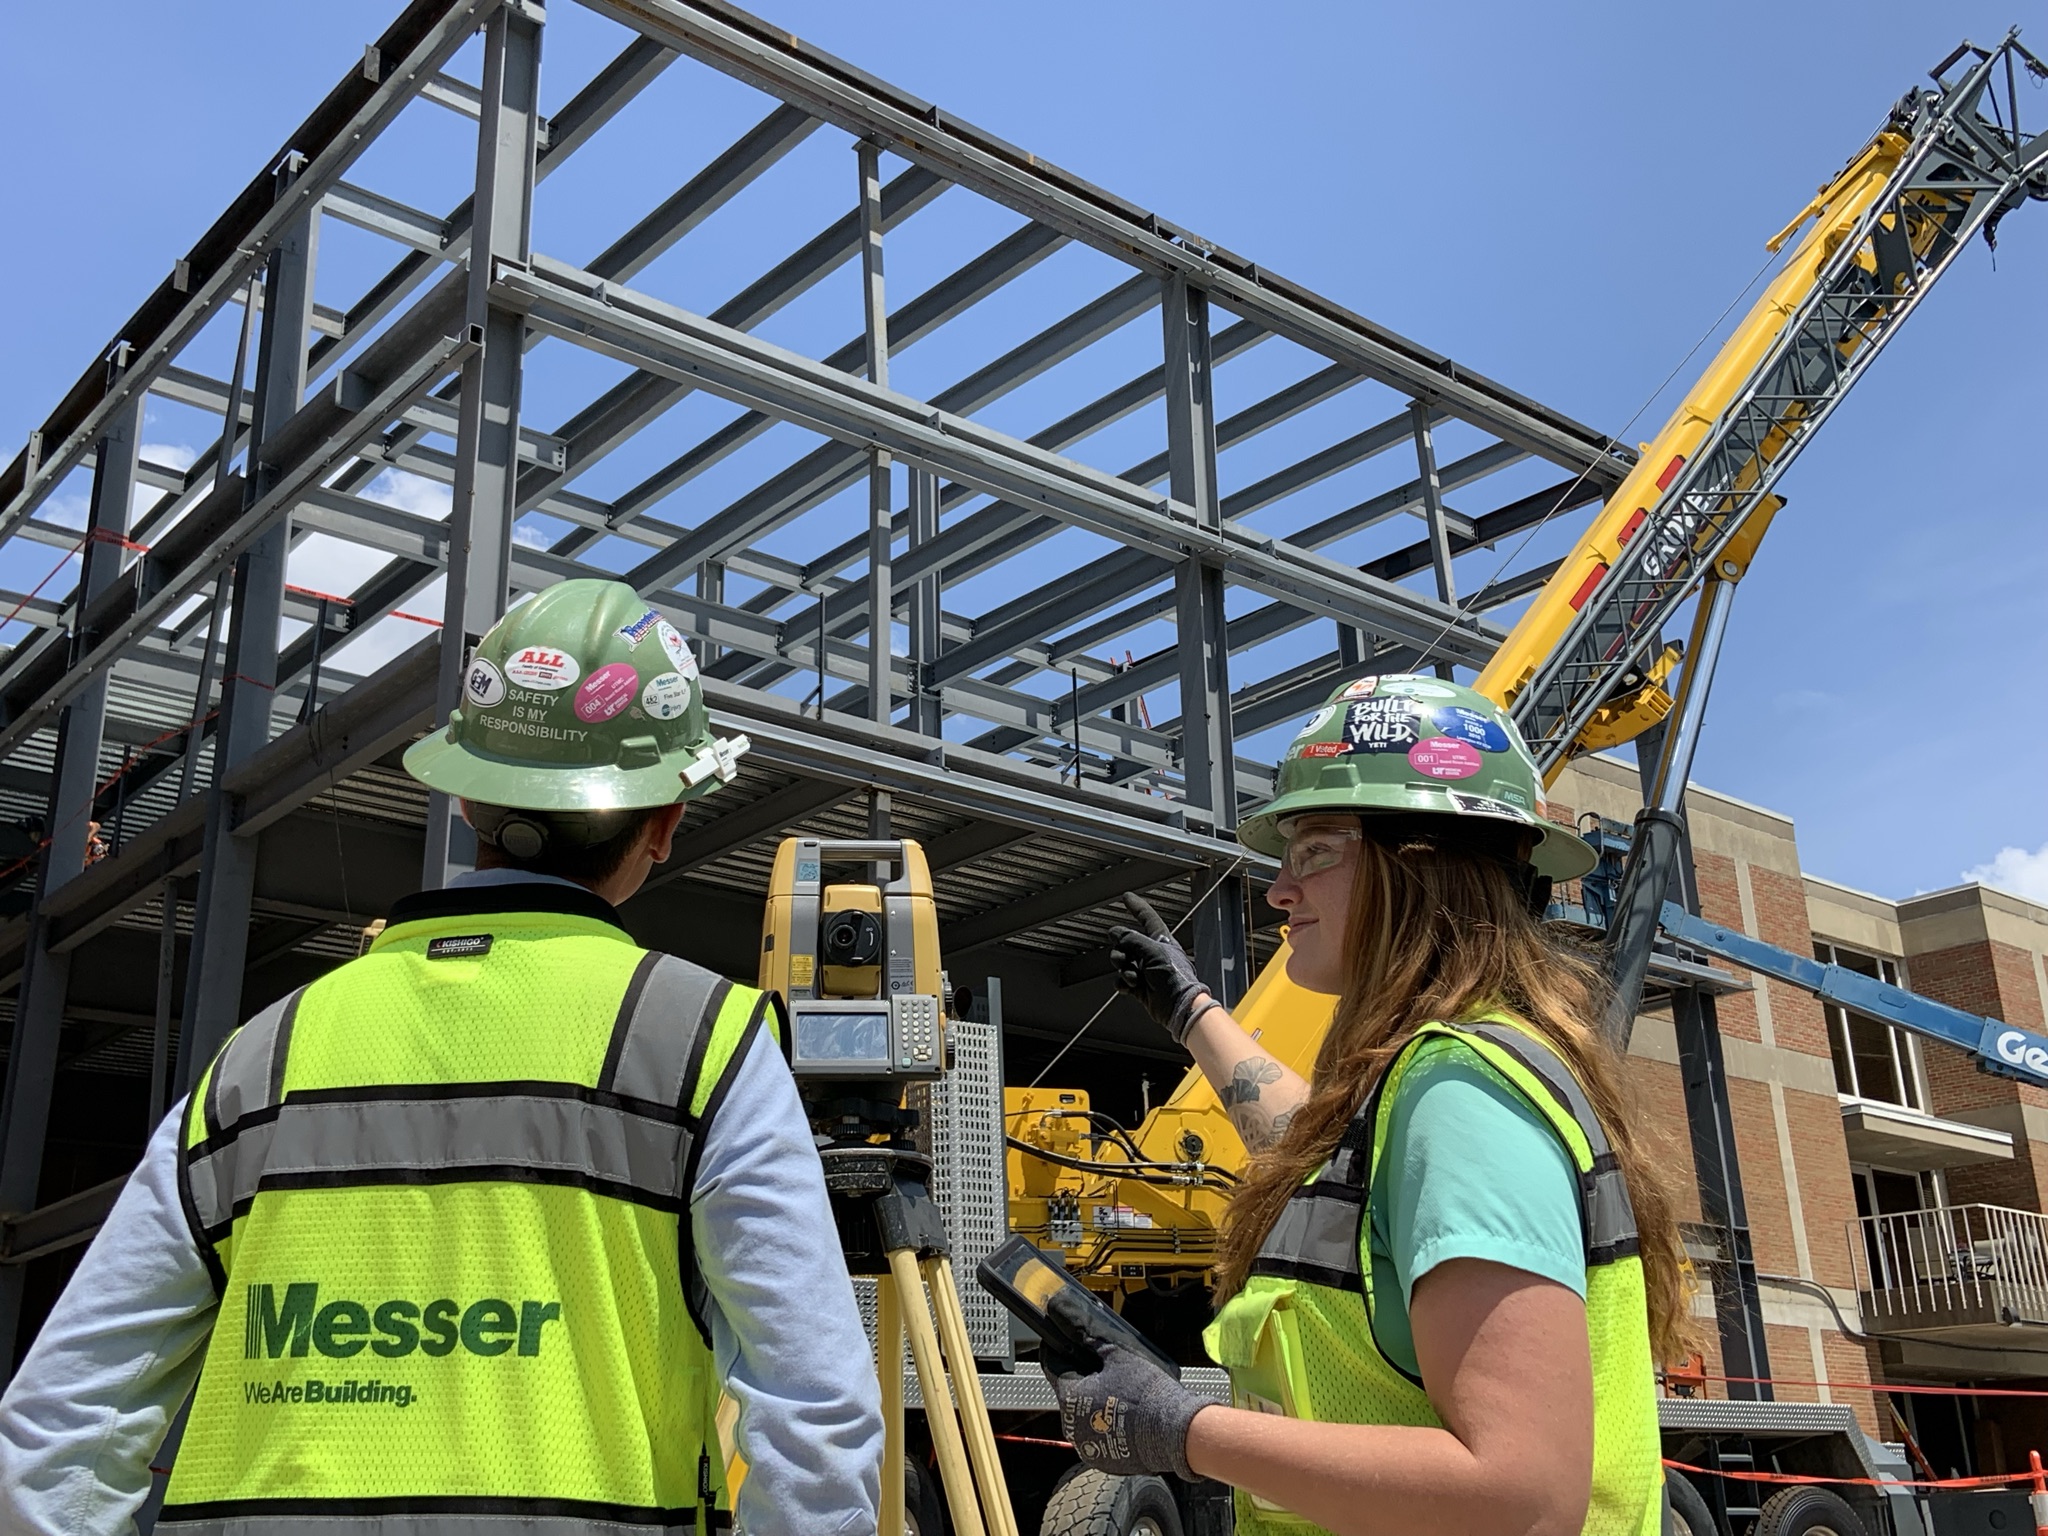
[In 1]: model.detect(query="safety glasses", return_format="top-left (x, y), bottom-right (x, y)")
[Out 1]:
top-left (1279, 823), bottom-right (1361, 879)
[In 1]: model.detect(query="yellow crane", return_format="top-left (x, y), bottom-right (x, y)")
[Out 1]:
top-left (1006, 31), bottom-right (2048, 1297)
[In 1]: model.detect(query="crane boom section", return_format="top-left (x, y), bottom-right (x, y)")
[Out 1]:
top-left (1659, 902), bottom-right (2048, 1090)
top-left (1478, 35), bottom-right (2048, 779)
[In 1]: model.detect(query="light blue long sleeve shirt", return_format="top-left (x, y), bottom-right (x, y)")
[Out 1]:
top-left (0, 870), bottom-right (882, 1535)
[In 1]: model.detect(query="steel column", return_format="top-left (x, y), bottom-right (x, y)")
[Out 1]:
top-left (907, 469), bottom-right (942, 735)
top-left (1162, 276), bottom-right (1246, 1006)
top-left (0, 370), bottom-right (142, 1373)
top-left (1410, 401), bottom-right (1457, 680)
top-left (859, 140), bottom-right (893, 725)
top-left (696, 559), bottom-right (724, 665)
top-left (151, 590), bottom-right (224, 1130)
top-left (177, 158), bottom-right (319, 1094)
top-left (424, 4), bottom-right (544, 888)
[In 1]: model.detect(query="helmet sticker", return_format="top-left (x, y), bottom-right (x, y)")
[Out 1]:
top-left (1408, 738), bottom-right (1482, 780)
top-left (1338, 677), bottom-right (1379, 700)
top-left (655, 620), bottom-right (696, 677)
top-left (1342, 697), bottom-right (1419, 753)
top-left (464, 657), bottom-right (505, 709)
top-left (641, 670), bottom-right (694, 721)
top-left (504, 646), bottom-right (580, 691)
top-left (1378, 678), bottom-right (1458, 700)
top-left (616, 608), bottom-right (662, 649)
top-left (1293, 705), bottom-right (1336, 740)
top-left (574, 662), bottom-right (639, 724)
top-left (1431, 705), bottom-right (1510, 752)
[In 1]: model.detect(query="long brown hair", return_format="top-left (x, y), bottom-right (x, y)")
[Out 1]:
top-left (1214, 815), bottom-right (1692, 1365)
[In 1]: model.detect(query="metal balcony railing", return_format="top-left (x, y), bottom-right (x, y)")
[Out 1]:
top-left (1849, 1204), bottom-right (2048, 1335)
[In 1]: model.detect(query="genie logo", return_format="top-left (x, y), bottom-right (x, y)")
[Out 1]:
top-left (1981, 1022), bottom-right (2048, 1084)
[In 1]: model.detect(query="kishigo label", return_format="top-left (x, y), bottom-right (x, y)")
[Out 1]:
top-left (426, 935), bottom-right (493, 960)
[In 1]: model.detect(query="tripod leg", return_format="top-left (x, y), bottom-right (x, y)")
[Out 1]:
top-left (889, 1247), bottom-right (988, 1536)
top-left (924, 1255), bottom-right (1019, 1536)
top-left (878, 1279), bottom-right (905, 1536)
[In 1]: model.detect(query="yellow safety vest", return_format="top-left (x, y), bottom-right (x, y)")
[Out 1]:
top-left (162, 884), bottom-right (774, 1534)
top-left (1203, 1016), bottom-right (1664, 1536)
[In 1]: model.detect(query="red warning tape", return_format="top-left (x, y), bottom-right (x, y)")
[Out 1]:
top-left (1665, 1456), bottom-right (2034, 1492)
top-left (1677, 1372), bottom-right (2048, 1400)
top-left (0, 706), bottom-right (220, 886)
top-left (0, 526), bottom-right (153, 633)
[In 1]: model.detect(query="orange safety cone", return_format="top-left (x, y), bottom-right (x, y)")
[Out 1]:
top-left (2029, 1449), bottom-right (2048, 1536)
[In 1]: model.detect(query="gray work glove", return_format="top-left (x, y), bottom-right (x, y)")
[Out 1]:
top-left (1049, 1339), bottom-right (1206, 1481)
top-left (1108, 894), bottom-right (1221, 1045)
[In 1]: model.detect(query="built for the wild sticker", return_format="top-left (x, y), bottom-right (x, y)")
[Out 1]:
top-left (1342, 696), bottom-right (1419, 753)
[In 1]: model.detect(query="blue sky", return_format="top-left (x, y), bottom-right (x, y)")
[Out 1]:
top-left (3, 1), bottom-right (2045, 905)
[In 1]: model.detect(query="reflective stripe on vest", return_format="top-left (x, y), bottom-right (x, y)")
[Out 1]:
top-left (1248, 1019), bottom-right (1638, 1287)
top-left (183, 958), bottom-right (734, 1243)
top-left (163, 900), bottom-right (762, 1532)
top-left (151, 1498), bottom-right (713, 1534)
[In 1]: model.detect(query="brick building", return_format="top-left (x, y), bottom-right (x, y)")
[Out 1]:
top-left (1555, 756), bottom-right (2048, 1478)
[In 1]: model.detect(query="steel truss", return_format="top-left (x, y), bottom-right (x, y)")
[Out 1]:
top-left (0, 0), bottom-right (1629, 1359)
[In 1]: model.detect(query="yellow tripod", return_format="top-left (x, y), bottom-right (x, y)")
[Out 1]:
top-left (834, 1147), bottom-right (1017, 1536)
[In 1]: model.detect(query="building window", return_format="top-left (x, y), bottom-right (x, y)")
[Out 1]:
top-left (1816, 941), bottom-right (1926, 1111)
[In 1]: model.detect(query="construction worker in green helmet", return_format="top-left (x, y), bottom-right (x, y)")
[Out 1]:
top-left (1050, 674), bottom-right (1689, 1536)
top-left (0, 580), bottom-right (883, 1535)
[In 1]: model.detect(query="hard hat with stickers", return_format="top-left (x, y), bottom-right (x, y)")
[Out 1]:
top-left (1235, 674), bottom-right (1596, 881)
top-left (403, 578), bottom-right (749, 812)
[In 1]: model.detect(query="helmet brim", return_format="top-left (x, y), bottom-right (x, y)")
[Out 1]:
top-left (1237, 783), bottom-right (1598, 882)
top-left (402, 727), bottom-right (741, 812)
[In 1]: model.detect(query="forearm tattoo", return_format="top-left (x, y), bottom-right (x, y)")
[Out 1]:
top-left (1220, 1057), bottom-right (1288, 1151)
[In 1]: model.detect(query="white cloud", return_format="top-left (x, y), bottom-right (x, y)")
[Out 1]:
top-left (362, 468), bottom-right (453, 520)
top-left (39, 443), bottom-right (200, 532)
top-left (141, 442), bottom-right (198, 472)
top-left (1963, 842), bottom-right (2048, 905)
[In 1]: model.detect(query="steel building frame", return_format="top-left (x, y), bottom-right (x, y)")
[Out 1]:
top-left (0, 0), bottom-right (1629, 1358)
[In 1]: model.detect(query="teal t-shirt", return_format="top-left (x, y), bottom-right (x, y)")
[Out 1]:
top-left (1364, 1035), bottom-right (1587, 1378)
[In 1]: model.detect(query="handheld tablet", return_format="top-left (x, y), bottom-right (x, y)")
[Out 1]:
top-left (975, 1235), bottom-right (1180, 1380)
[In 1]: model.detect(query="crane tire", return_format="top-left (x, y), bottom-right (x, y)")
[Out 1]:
top-left (1039, 1468), bottom-right (1184, 1536)
top-left (1665, 1469), bottom-right (1719, 1536)
top-left (1755, 1485), bottom-right (1868, 1536)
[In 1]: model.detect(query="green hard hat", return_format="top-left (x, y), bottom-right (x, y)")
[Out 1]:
top-left (403, 579), bottom-right (748, 813)
top-left (1237, 674), bottom-right (1596, 882)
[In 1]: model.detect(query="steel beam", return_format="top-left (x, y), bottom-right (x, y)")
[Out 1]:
top-left (943, 857), bottom-right (1182, 955)
top-left (525, 165), bottom-right (949, 538)
top-left (610, 211), bottom-right (1058, 579)
top-left (1162, 277), bottom-right (1246, 1002)
top-left (425, 3), bottom-right (544, 888)
top-left (645, 777), bottom-right (849, 891)
top-left (907, 468), bottom-right (941, 735)
top-left (1410, 401), bottom-right (1456, 680)
top-left (590, 102), bottom-right (817, 285)
top-left (859, 141), bottom-right (893, 725)
top-left (178, 159), bottom-right (320, 1093)
top-left (582, 0), bottom-right (1628, 485)
top-left (0, 0), bottom-right (496, 543)
top-left (0, 377), bottom-right (142, 1373)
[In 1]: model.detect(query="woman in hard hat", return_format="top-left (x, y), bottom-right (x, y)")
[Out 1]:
top-left (1056, 674), bottom-right (1687, 1536)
